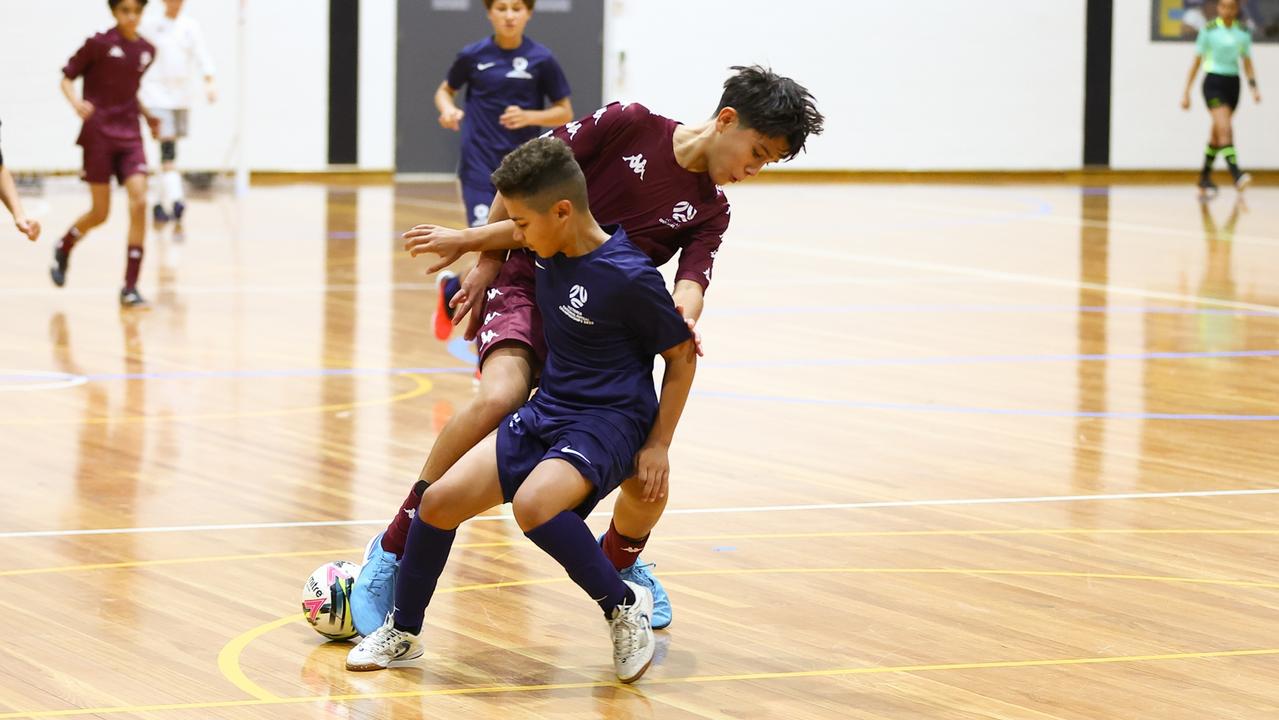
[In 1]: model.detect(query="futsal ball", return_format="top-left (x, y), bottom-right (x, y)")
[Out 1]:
top-left (301, 560), bottom-right (360, 640)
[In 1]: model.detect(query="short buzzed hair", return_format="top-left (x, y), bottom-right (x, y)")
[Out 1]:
top-left (490, 137), bottom-right (588, 213)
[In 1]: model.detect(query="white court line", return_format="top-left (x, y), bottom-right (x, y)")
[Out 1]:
top-left (0, 370), bottom-right (87, 392)
top-left (2, 487), bottom-right (1275, 540)
top-left (741, 239), bottom-right (1279, 315)
top-left (0, 282), bottom-right (435, 298)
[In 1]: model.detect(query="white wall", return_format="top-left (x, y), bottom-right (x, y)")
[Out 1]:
top-left (604, 0), bottom-right (1087, 171)
top-left (1112, 0), bottom-right (1279, 169)
top-left (0, 0), bottom-right (343, 173)
top-left (358, 0), bottom-right (396, 170)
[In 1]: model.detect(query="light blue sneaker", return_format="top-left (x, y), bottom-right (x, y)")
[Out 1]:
top-left (351, 532), bottom-right (400, 637)
top-left (619, 561), bottom-right (671, 630)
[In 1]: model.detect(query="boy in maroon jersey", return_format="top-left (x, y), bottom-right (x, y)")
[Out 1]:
top-left (350, 66), bottom-right (822, 636)
top-left (52, 0), bottom-right (159, 308)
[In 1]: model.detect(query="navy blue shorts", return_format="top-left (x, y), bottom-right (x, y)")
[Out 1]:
top-left (461, 181), bottom-right (496, 228)
top-left (495, 402), bottom-right (641, 518)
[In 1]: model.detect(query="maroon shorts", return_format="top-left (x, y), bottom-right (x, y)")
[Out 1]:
top-left (476, 250), bottom-right (547, 367)
top-left (80, 135), bottom-right (148, 185)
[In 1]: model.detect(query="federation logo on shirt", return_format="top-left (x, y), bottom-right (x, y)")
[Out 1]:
top-left (658, 200), bottom-right (697, 229)
top-left (559, 284), bottom-right (595, 325)
top-left (623, 153), bottom-right (647, 180)
top-left (506, 57), bottom-right (532, 79)
top-left (108, 46), bottom-right (126, 58)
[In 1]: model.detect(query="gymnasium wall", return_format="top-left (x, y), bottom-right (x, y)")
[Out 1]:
top-left (0, 0), bottom-right (395, 173)
top-left (1111, 0), bottom-right (1279, 169)
top-left (603, 0), bottom-right (1087, 171)
top-left (1, 1), bottom-right (1274, 173)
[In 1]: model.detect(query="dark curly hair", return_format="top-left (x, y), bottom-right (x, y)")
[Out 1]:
top-left (490, 137), bottom-right (588, 212)
top-left (715, 65), bottom-right (824, 161)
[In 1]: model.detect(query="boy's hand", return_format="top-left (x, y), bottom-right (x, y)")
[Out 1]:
top-left (439, 107), bottom-right (464, 131)
top-left (74, 99), bottom-right (95, 120)
top-left (403, 224), bottom-right (467, 273)
top-left (15, 217), bottom-right (40, 242)
top-left (674, 305), bottom-right (704, 357)
top-left (634, 441), bottom-right (670, 503)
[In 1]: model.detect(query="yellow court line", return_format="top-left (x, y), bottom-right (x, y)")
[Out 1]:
top-left (7, 527), bottom-right (1279, 577)
top-left (4, 647), bottom-right (1277, 719)
top-left (0, 373), bottom-right (433, 426)
top-left (218, 567), bottom-right (1279, 704)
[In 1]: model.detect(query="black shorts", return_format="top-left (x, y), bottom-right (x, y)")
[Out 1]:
top-left (1203, 73), bottom-right (1241, 111)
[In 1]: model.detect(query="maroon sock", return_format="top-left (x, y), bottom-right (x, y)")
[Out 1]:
top-left (600, 520), bottom-right (649, 571)
top-left (59, 227), bottom-right (82, 255)
top-left (380, 480), bottom-right (428, 556)
top-left (124, 245), bottom-right (144, 287)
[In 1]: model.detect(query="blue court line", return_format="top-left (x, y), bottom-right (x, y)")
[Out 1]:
top-left (691, 390), bottom-right (1279, 421)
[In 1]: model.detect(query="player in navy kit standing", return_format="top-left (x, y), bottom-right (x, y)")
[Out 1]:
top-left (52, 0), bottom-right (158, 308)
top-left (431, 0), bottom-right (573, 341)
top-left (346, 137), bottom-right (697, 684)
top-left (351, 66), bottom-right (822, 637)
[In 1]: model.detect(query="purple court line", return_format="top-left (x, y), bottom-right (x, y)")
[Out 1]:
top-left (706, 304), bottom-right (1279, 318)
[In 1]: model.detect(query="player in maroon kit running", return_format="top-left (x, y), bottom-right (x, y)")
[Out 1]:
top-left (349, 66), bottom-right (822, 636)
top-left (52, 0), bottom-right (158, 308)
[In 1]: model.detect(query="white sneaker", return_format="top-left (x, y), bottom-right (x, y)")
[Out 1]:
top-left (345, 615), bottom-right (424, 671)
top-left (609, 580), bottom-right (655, 683)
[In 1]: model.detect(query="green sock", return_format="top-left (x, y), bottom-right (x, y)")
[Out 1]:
top-left (1201, 144), bottom-right (1219, 176)
top-left (1220, 145), bottom-right (1240, 175)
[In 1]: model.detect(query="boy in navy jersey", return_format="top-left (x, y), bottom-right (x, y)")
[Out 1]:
top-left (347, 138), bottom-right (696, 684)
top-left (431, 0), bottom-right (573, 340)
top-left (53, 0), bottom-right (159, 308)
top-left (352, 66), bottom-right (822, 636)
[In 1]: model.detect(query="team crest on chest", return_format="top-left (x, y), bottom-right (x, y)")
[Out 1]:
top-left (559, 284), bottom-right (595, 325)
top-left (506, 57), bottom-right (532, 79)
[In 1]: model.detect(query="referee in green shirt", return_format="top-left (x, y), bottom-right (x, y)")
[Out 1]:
top-left (1180, 0), bottom-right (1261, 196)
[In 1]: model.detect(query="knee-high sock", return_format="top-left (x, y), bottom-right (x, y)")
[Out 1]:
top-left (163, 170), bottom-right (184, 205)
top-left (526, 511), bottom-right (633, 616)
top-left (391, 515), bottom-right (455, 634)
top-left (1202, 144), bottom-right (1220, 176)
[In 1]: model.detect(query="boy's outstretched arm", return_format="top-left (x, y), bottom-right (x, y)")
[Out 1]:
top-left (635, 338), bottom-right (698, 503)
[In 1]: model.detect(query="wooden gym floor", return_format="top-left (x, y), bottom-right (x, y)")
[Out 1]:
top-left (0, 177), bottom-right (1277, 719)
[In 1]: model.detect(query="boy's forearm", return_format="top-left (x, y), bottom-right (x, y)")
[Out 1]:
top-left (464, 219), bottom-right (521, 251)
top-left (60, 77), bottom-right (78, 107)
top-left (0, 167), bottom-right (25, 219)
top-left (647, 341), bottom-right (698, 447)
top-left (672, 280), bottom-right (705, 322)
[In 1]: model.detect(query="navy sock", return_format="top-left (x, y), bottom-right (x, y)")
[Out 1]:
top-left (443, 275), bottom-right (462, 320)
top-left (525, 511), bottom-right (633, 617)
top-left (392, 516), bottom-right (456, 634)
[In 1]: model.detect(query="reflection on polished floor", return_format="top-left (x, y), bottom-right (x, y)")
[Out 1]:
top-left (2, 178), bottom-right (1278, 719)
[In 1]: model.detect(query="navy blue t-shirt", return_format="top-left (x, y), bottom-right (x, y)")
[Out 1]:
top-left (446, 36), bottom-right (571, 187)
top-left (530, 225), bottom-right (691, 437)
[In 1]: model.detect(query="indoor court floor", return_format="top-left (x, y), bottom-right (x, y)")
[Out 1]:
top-left (1, 177), bottom-right (1277, 719)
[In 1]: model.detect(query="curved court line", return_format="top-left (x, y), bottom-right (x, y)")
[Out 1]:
top-left (204, 567), bottom-right (1279, 718)
top-left (694, 389), bottom-right (1279, 421)
top-left (0, 370), bottom-right (87, 392)
top-left (0, 373), bottom-right (434, 427)
top-left (9, 528), bottom-right (1279, 578)
top-left (4, 487), bottom-right (1278, 539)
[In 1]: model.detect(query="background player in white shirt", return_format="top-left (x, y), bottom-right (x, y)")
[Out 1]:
top-left (139, 0), bottom-right (216, 226)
